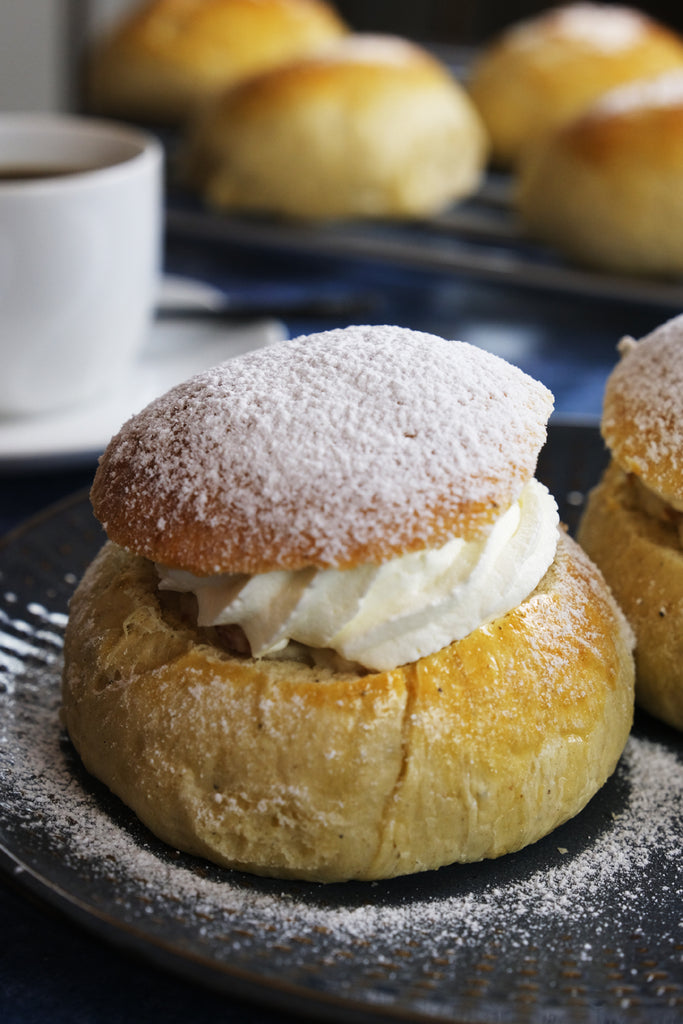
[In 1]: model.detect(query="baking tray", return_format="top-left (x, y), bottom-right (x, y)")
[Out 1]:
top-left (166, 180), bottom-right (683, 312)
top-left (0, 422), bottom-right (681, 1023)
top-left (162, 40), bottom-right (683, 315)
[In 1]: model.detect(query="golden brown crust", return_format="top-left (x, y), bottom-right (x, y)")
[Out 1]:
top-left (89, 327), bottom-right (553, 575)
top-left (182, 34), bottom-right (487, 219)
top-left (61, 530), bottom-right (634, 883)
top-left (578, 460), bottom-right (683, 730)
top-left (468, 2), bottom-right (683, 167)
top-left (601, 318), bottom-right (683, 507)
top-left (86, 0), bottom-right (347, 123)
top-left (515, 70), bottom-right (683, 273)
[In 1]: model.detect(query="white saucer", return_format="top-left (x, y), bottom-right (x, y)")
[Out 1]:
top-left (0, 313), bottom-right (287, 472)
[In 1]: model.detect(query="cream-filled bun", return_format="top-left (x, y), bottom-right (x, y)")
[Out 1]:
top-left (86, 0), bottom-right (347, 123)
top-left (182, 34), bottom-right (488, 220)
top-left (578, 315), bottom-right (683, 730)
top-left (62, 326), bottom-right (635, 882)
top-left (516, 69), bottom-right (683, 274)
top-left (468, 2), bottom-right (683, 167)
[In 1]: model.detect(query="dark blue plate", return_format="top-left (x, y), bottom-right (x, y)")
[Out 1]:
top-left (1, 424), bottom-right (681, 1024)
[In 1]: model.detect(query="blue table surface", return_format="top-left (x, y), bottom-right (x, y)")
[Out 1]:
top-left (1, 229), bottom-right (678, 1023)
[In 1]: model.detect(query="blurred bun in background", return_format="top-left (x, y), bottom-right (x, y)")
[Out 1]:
top-left (578, 314), bottom-right (683, 731)
top-left (467, 2), bottom-right (683, 166)
top-left (183, 34), bottom-right (488, 220)
top-left (86, 0), bottom-right (348, 124)
top-left (516, 69), bottom-right (683, 274)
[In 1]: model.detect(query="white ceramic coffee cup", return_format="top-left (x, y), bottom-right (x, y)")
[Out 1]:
top-left (0, 113), bottom-right (163, 418)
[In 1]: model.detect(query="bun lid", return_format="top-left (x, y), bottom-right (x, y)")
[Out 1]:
top-left (602, 314), bottom-right (683, 508)
top-left (91, 326), bottom-right (554, 575)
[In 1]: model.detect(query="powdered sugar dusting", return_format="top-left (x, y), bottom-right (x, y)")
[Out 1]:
top-left (603, 314), bottom-right (683, 496)
top-left (1, 497), bottom-right (682, 1017)
top-left (551, 3), bottom-right (647, 50)
top-left (513, 3), bottom-right (649, 54)
top-left (592, 67), bottom-right (683, 116)
top-left (2, 632), bottom-right (681, 1015)
top-left (309, 33), bottom-right (433, 69)
top-left (93, 326), bottom-right (554, 574)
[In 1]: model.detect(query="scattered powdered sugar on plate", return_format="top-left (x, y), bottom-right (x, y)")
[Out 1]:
top-left (1, 586), bottom-right (682, 1020)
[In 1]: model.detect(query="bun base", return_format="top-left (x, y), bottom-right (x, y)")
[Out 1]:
top-left (578, 460), bottom-right (683, 731)
top-left (62, 531), bottom-right (634, 882)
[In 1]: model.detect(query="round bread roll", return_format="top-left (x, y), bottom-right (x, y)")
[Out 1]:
top-left (578, 315), bottom-right (683, 730)
top-left (182, 34), bottom-right (488, 219)
top-left (516, 69), bottom-right (683, 274)
top-left (63, 325), bottom-right (635, 882)
top-left (468, 2), bottom-right (683, 167)
top-left (63, 532), bottom-right (634, 883)
top-left (86, 0), bottom-right (347, 124)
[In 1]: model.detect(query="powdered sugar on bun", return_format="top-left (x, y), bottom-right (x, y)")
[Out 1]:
top-left (512, 3), bottom-right (648, 54)
top-left (590, 65), bottom-right (683, 115)
top-left (468, 2), bottom-right (683, 168)
top-left (602, 314), bottom-right (683, 509)
top-left (91, 325), bottom-right (554, 575)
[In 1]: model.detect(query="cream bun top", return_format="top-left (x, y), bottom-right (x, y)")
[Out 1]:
top-left (91, 325), bottom-right (554, 575)
top-left (603, 314), bottom-right (683, 510)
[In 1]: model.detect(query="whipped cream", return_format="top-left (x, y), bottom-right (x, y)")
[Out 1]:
top-left (157, 479), bottom-right (559, 672)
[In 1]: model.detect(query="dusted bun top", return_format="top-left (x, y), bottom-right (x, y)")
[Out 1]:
top-left (91, 326), bottom-right (554, 574)
top-left (602, 314), bottom-right (683, 508)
